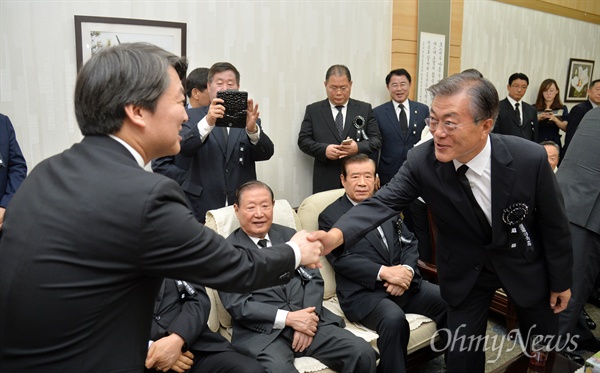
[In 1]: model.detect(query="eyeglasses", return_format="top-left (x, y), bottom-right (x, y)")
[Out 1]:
top-left (425, 117), bottom-right (482, 133)
top-left (328, 86), bottom-right (349, 93)
top-left (390, 82), bottom-right (410, 90)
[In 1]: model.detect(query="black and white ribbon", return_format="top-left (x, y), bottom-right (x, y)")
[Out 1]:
top-left (502, 203), bottom-right (532, 251)
top-left (353, 115), bottom-right (369, 141)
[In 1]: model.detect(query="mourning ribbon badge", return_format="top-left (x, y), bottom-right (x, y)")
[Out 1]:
top-left (502, 203), bottom-right (532, 251)
top-left (353, 116), bottom-right (369, 141)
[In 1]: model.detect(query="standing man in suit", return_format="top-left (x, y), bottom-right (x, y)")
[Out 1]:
top-left (145, 279), bottom-right (264, 373)
top-left (178, 62), bottom-right (274, 223)
top-left (319, 154), bottom-right (447, 373)
top-left (298, 64), bottom-right (381, 193)
top-left (373, 69), bottom-right (431, 260)
top-left (0, 113), bottom-right (27, 239)
top-left (311, 71), bottom-right (573, 373)
top-left (493, 73), bottom-right (538, 142)
top-left (0, 43), bottom-right (323, 372)
top-left (562, 79), bottom-right (600, 160)
top-left (557, 107), bottom-right (600, 353)
top-left (152, 67), bottom-right (211, 185)
top-left (373, 69), bottom-right (429, 187)
top-left (219, 180), bottom-right (377, 373)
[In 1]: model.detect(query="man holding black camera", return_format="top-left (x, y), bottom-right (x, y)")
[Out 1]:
top-left (298, 64), bottom-right (381, 193)
top-left (178, 62), bottom-right (274, 223)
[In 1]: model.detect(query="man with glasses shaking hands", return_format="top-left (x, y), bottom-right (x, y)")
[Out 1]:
top-left (311, 70), bottom-right (573, 373)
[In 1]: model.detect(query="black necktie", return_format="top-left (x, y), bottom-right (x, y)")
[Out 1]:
top-left (457, 165), bottom-right (491, 240)
top-left (375, 227), bottom-right (388, 250)
top-left (514, 103), bottom-right (521, 126)
top-left (335, 106), bottom-right (344, 137)
top-left (398, 105), bottom-right (408, 135)
top-left (257, 239), bottom-right (268, 248)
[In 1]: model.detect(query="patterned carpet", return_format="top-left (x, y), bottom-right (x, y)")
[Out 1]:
top-left (412, 302), bottom-right (600, 372)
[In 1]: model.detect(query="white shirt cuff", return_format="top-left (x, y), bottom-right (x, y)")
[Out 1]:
top-left (198, 116), bottom-right (214, 142)
top-left (286, 241), bottom-right (301, 268)
top-left (274, 309), bottom-right (288, 329)
top-left (377, 265), bottom-right (384, 281)
top-left (246, 125), bottom-right (260, 145)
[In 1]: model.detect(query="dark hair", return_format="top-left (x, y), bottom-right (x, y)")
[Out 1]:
top-left (508, 73), bottom-right (529, 86)
top-left (74, 42), bottom-right (188, 136)
top-left (428, 71), bottom-right (499, 128)
top-left (235, 180), bottom-right (274, 205)
top-left (461, 68), bottom-right (483, 78)
top-left (590, 79), bottom-right (600, 89)
top-left (385, 69), bottom-right (411, 85)
top-left (341, 154), bottom-right (376, 178)
top-left (534, 79), bottom-right (563, 111)
top-left (539, 140), bottom-right (560, 152)
top-left (207, 62), bottom-right (240, 85)
top-left (325, 65), bottom-right (351, 82)
top-left (185, 67), bottom-right (209, 98)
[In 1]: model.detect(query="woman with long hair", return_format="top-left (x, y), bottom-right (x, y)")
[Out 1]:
top-left (534, 79), bottom-right (568, 151)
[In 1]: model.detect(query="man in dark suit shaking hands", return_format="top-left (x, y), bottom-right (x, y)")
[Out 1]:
top-left (319, 154), bottom-right (447, 373)
top-left (0, 43), bottom-right (323, 372)
top-left (220, 180), bottom-right (377, 373)
top-left (298, 65), bottom-right (381, 193)
top-left (311, 71), bottom-right (573, 372)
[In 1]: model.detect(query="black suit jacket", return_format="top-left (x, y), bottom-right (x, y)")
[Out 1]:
top-left (179, 106), bottom-right (274, 222)
top-left (562, 99), bottom-right (593, 159)
top-left (0, 135), bottom-right (295, 372)
top-left (319, 195), bottom-right (421, 322)
top-left (151, 279), bottom-right (233, 354)
top-left (219, 224), bottom-right (344, 358)
top-left (331, 134), bottom-right (572, 309)
top-left (493, 98), bottom-right (538, 142)
top-left (373, 100), bottom-right (429, 186)
top-left (298, 98), bottom-right (382, 193)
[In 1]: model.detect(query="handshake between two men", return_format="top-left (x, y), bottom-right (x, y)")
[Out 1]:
top-left (291, 228), bottom-right (345, 269)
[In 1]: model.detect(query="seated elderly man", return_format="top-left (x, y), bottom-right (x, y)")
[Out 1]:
top-left (318, 154), bottom-right (447, 373)
top-left (219, 180), bottom-right (377, 373)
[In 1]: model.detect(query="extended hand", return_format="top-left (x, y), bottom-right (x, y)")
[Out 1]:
top-left (550, 289), bottom-right (571, 314)
top-left (292, 230), bottom-right (323, 269)
top-left (286, 306), bottom-right (319, 336)
top-left (145, 333), bottom-right (186, 371)
top-left (308, 228), bottom-right (343, 256)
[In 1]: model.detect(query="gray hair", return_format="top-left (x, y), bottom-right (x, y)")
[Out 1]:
top-left (428, 71), bottom-right (499, 128)
top-left (74, 42), bottom-right (188, 136)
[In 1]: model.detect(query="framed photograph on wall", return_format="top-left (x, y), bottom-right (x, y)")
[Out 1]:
top-left (75, 16), bottom-right (186, 71)
top-left (564, 58), bottom-right (594, 102)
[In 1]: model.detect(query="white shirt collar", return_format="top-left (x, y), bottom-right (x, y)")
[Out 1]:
top-left (393, 99), bottom-right (409, 112)
top-left (249, 233), bottom-right (271, 247)
top-left (506, 96), bottom-right (520, 106)
top-left (329, 100), bottom-right (349, 109)
top-left (452, 135), bottom-right (491, 176)
top-left (108, 134), bottom-right (146, 169)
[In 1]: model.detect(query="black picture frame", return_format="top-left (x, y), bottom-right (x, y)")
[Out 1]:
top-left (75, 15), bottom-right (186, 72)
top-left (564, 58), bottom-right (594, 102)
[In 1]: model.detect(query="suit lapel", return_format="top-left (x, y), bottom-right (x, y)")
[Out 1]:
top-left (489, 135), bottom-right (517, 241)
top-left (342, 99), bottom-right (356, 140)
top-left (385, 101), bottom-right (405, 140)
top-left (212, 126), bottom-right (228, 156)
top-left (264, 227), bottom-right (288, 299)
top-left (319, 100), bottom-right (342, 142)
top-left (435, 161), bottom-right (486, 238)
top-left (381, 219), bottom-right (396, 263)
top-left (225, 128), bottom-right (242, 164)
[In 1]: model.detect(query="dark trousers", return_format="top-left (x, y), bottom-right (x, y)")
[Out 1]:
top-left (145, 350), bottom-right (264, 373)
top-left (559, 223), bottom-right (600, 344)
top-left (445, 266), bottom-right (558, 373)
top-left (360, 280), bottom-right (447, 373)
